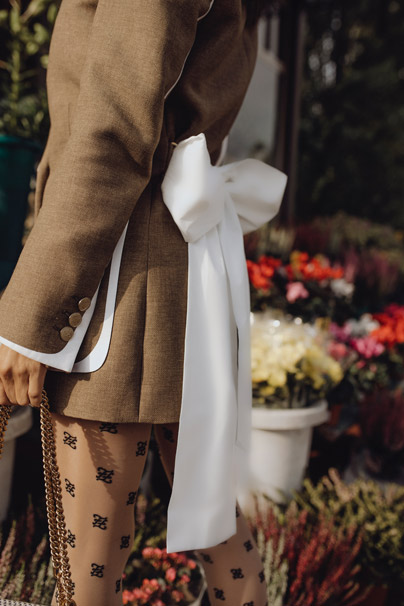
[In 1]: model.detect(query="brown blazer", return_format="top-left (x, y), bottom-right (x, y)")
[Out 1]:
top-left (0, 0), bottom-right (258, 423)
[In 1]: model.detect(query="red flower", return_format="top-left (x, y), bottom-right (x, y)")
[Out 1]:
top-left (372, 304), bottom-right (404, 347)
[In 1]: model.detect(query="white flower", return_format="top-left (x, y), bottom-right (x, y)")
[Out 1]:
top-left (346, 313), bottom-right (380, 337)
top-left (330, 278), bottom-right (354, 298)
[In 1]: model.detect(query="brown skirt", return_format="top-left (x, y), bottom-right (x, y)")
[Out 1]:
top-left (45, 177), bottom-right (188, 424)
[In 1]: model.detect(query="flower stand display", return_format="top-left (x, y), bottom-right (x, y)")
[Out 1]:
top-left (0, 406), bottom-right (32, 522)
top-left (249, 400), bottom-right (329, 502)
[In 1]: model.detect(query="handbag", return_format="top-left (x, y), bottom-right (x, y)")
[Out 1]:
top-left (0, 392), bottom-right (76, 606)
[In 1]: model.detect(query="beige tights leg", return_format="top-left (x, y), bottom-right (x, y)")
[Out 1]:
top-left (50, 412), bottom-right (152, 606)
top-left (154, 423), bottom-right (268, 606)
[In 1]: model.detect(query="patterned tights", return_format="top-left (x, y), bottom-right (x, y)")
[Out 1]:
top-left (50, 413), bottom-right (267, 606)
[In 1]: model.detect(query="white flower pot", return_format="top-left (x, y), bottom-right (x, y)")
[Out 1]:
top-left (0, 406), bottom-right (33, 522)
top-left (248, 400), bottom-right (329, 504)
top-left (188, 576), bottom-right (207, 606)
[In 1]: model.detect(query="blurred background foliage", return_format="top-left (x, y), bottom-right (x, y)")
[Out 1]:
top-left (0, 0), bottom-right (59, 144)
top-left (298, 0), bottom-right (404, 228)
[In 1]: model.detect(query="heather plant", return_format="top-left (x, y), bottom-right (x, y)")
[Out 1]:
top-left (293, 213), bottom-right (403, 259)
top-left (294, 468), bottom-right (404, 585)
top-left (359, 387), bottom-right (404, 479)
top-left (0, 500), bottom-right (54, 603)
top-left (250, 498), bottom-right (366, 606)
top-left (293, 214), bottom-right (404, 310)
top-left (256, 530), bottom-right (288, 606)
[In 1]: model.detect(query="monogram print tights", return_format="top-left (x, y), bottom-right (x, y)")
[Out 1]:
top-left (50, 413), bottom-right (268, 606)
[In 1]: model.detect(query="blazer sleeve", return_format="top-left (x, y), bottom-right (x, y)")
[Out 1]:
top-left (0, 0), bottom-right (212, 355)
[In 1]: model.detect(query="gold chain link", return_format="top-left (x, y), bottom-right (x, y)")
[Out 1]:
top-left (0, 394), bottom-right (76, 606)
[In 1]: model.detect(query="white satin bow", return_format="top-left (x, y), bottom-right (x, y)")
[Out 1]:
top-left (161, 133), bottom-right (287, 553)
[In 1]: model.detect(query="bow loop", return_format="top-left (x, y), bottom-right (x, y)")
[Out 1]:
top-left (162, 134), bottom-right (226, 243)
top-left (219, 158), bottom-right (288, 234)
top-left (162, 134), bottom-right (288, 243)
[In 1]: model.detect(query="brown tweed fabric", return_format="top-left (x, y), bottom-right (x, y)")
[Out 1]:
top-left (0, 0), bottom-right (258, 422)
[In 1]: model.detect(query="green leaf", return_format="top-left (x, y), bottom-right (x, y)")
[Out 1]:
top-left (26, 41), bottom-right (39, 55)
top-left (0, 9), bottom-right (8, 25)
top-left (9, 8), bottom-right (21, 34)
top-left (24, 0), bottom-right (47, 20)
top-left (47, 3), bottom-right (58, 23)
top-left (39, 54), bottom-right (48, 69)
top-left (33, 22), bottom-right (48, 44)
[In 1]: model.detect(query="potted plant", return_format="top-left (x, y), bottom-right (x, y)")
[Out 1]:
top-left (0, 0), bottom-right (58, 289)
top-left (123, 493), bottom-right (206, 606)
top-left (354, 387), bottom-right (404, 482)
top-left (123, 547), bottom-right (206, 606)
top-left (246, 250), bottom-right (355, 324)
top-left (247, 310), bottom-right (342, 502)
top-left (248, 491), bottom-right (367, 606)
top-left (0, 501), bottom-right (55, 603)
top-left (0, 405), bottom-right (33, 523)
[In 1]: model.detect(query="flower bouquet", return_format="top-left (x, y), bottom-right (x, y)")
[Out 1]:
top-left (123, 547), bottom-right (204, 606)
top-left (247, 251), bottom-right (354, 324)
top-left (251, 310), bottom-right (343, 409)
top-left (327, 311), bottom-right (404, 400)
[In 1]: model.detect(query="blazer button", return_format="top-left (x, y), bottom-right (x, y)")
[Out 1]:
top-left (69, 312), bottom-right (82, 328)
top-left (78, 297), bottom-right (91, 312)
top-left (60, 326), bottom-right (74, 342)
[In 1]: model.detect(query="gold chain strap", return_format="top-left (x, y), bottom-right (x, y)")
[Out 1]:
top-left (0, 394), bottom-right (76, 606)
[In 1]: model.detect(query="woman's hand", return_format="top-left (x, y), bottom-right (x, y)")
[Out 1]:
top-left (0, 345), bottom-right (47, 407)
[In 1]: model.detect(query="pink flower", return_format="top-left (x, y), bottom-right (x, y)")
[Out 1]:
top-left (188, 559), bottom-right (197, 569)
top-left (179, 573), bottom-right (190, 584)
top-left (142, 547), bottom-right (154, 558)
top-left (165, 567), bottom-right (177, 582)
top-left (327, 341), bottom-right (349, 361)
top-left (172, 589), bottom-right (185, 602)
top-left (286, 281), bottom-right (309, 303)
top-left (329, 322), bottom-right (351, 341)
top-left (350, 336), bottom-right (385, 359)
top-left (122, 590), bottom-right (135, 604)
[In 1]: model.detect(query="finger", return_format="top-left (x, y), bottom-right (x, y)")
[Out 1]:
top-left (13, 369), bottom-right (30, 406)
top-left (0, 370), bottom-right (17, 405)
top-left (0, 382), bottom-right (11, 407)
top-left (28, 365), bottom-right (47, 407)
